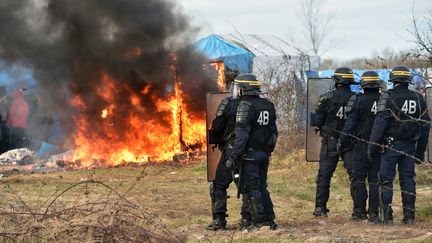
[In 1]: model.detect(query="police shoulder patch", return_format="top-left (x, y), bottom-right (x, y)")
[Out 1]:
top-left (345, 94), bottom-right (359, 114)
top-left (216, 97), bottom-right (231, 117)
top-left (377, 91), bottom-right (391, 112)
top-left (236, 100), bottom-right (252, 125)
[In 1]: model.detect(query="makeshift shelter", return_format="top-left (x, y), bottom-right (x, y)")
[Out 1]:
top-left (222, 33), bottom-right (320, 78)
top-left (194, 34), bottom-right (255, 74)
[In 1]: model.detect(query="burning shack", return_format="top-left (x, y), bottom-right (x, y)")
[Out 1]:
top-left (0, 0), bottom-right (225, 168)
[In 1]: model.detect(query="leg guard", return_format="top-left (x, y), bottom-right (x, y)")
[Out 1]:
top-left (400, 178), bottom-right (416, 219)
top-left (245, 179), bottom-right (265, 223)
top-left (368, 178), bottom-right (380, 215)
top-left (209, 182), bottom-right (215, 218)
top-left (351, 178), bottom-right (367, 216)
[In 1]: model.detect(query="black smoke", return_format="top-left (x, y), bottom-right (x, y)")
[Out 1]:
top-left (0, 0), bottom-right (217, 149)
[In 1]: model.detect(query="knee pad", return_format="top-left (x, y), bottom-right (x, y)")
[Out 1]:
top-left (400, 178), bottom-right (416, 188)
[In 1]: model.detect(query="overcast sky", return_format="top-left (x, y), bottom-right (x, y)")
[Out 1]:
top-left (180, 0), bottom-right (432, 61)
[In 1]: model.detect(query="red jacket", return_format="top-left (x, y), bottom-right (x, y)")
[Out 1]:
top-left (7, 90), bottom-right (29, 128)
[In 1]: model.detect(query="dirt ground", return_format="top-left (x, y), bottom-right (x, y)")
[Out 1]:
top-left (0, 150), bottom-right (431, 242)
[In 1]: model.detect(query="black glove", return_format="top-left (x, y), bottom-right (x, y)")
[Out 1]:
top-left (226, 157), bottom-right (235, 169)
top-left (367, 144), bottom-right (381, 162)
top-left (414, 152), bottom-right (425, 165)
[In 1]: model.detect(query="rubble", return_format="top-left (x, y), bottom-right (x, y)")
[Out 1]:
top-left (0, 148), bottom-right (37, 165)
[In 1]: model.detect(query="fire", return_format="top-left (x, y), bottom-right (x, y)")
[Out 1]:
top-left (101, 109), bottom-right (108, 119)
top-left (70, 72), bottom-right (207, 167)
top-left (210, 61), bottom-right (225, 90)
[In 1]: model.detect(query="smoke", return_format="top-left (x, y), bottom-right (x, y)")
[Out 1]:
top-left (0, 0), bottom-right (217, 149)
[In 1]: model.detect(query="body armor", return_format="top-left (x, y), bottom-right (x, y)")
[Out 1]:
top-left (237, 96), bottom-right (277, 153)
top-left (319, 87), bottom-right (354, 138)
top-left (354, 91), bottom-right (381, 140)
top-left (382, 88), bottom-right (425, 142)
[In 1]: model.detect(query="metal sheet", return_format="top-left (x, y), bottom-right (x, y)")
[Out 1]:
top-left (206, 92), bottom-right (229, 181)
top-left (306, 78), bottom-right (334, 162)
top-left (426, 87), bottom-right (432, 163)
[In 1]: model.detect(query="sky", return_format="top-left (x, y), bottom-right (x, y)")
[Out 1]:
top-left (180, 0), bottom-right (432, 61)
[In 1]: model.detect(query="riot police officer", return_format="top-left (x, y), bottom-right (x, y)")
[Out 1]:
top-left (206, 81), bottom-right (241, 230)
top-left (338, 71), bottom-right (382, 222)
top-left (313, 67), bottom-right (356, 217)
top-left (368, 65), bottom-right (430, 225)
top-left (226, 73), bottom-right (278, 230)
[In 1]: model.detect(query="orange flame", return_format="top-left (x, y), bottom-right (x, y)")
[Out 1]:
top-left (210, 61), bottom-right (225, 90)
top-left (70, 72), bottom-right (207, 167)
top-left (69, 60), bottom-right (224, 167)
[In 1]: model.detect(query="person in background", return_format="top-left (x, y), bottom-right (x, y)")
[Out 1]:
top-left (7, 88), bottom-right (29, 149)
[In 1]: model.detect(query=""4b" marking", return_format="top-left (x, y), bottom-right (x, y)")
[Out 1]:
top-left (257, 111), bottom-right (269, 125)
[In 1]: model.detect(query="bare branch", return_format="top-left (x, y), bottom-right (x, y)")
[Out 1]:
top-left (299, 0), bottom-right (336, 57)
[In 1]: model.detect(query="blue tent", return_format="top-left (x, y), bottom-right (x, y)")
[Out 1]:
top-left (194, 34), bottom-right (255, 73)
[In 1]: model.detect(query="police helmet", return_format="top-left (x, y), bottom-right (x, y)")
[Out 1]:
top-left (333, 67), bottom-right (355, 85)
top-left (360, 71), bottom-right (381, 89)
top-left (234, 73), bottom-right (261, 96)
top-left (389, 65), bottom-right (412, 83)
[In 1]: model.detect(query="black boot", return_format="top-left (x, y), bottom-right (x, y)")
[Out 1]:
top-left (351, 208), bottom-right (367, 221)
top-left (369, 212), bottom-right (380, 224)
top-left (402, 208), bottom-right (415, 225)
top-left (350, 212), bottom-right (367, 221)
top-left (402, 216), bottom-right (415, 225)
top-left (313, 206), bottom-right (329, 217)
top-left (239, 217), bottom-right (253, 230)
top-left (381, 205), bottom-right (393, 225)
top-left (257, 220), bottom-right (278, 230)
top-left (206, 216), bottom-right (227, 230)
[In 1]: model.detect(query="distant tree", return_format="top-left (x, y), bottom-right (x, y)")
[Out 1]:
top-left (408, 5), bottom-right (432, 68)
top-left (299, 0), bottom-right (335, 58)
top-left (320, 58), bottom-right (339, 70)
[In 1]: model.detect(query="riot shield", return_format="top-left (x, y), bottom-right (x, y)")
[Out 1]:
top-left (426, 87), bottom-right (432, 163)
top-left (306, 78), bottom-right (334, 162)
top-left (206, 92), bottom-right (229, 181)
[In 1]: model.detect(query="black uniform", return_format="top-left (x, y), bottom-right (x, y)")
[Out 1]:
top-left (369, 84), bottom-right (430, 223)
top-left (339, 89), bottom-right (381, 220)
top-left (207, 96), bottom-right (240, 229)
top-left (230, 95), bottom-right (278, 226)
top-left (314, 85), bottom-right (355, 214)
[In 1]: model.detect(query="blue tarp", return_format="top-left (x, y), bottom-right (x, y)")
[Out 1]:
top-left (194, 34), bottom-right (255, 73)
top-left (0, 64), bottom-right (37, 95)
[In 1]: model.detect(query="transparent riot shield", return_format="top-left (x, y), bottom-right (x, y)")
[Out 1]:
top-left (306, 78), bottom-right (334, 162)
top-left (206, 92), bottom-right (229, 181)
top-left (426, 87), bottom-right (432, 163)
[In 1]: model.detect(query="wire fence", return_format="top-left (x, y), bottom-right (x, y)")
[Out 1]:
top-left (0, 166), bottom-right (184, 242)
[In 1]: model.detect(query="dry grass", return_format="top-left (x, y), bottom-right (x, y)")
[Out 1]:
top-left (0, 150), bottom-right (431, 242)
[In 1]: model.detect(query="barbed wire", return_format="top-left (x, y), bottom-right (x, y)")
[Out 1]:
top-left (0, 165), bottom-right (184, 242)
